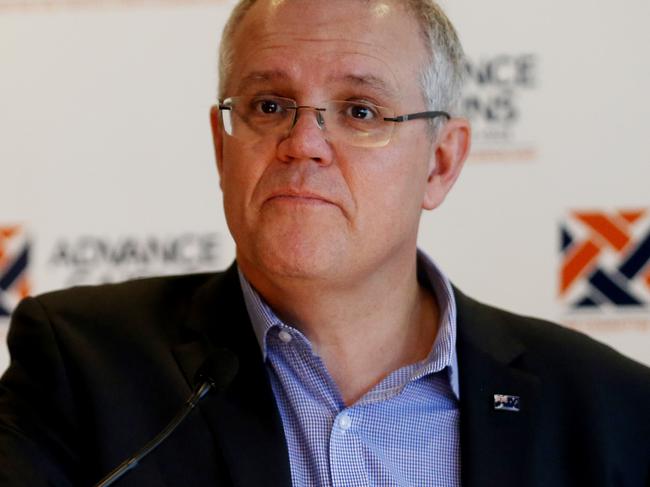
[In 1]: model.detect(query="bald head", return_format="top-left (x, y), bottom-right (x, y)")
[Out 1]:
top-left (217, 0), bottom-right (465, 115)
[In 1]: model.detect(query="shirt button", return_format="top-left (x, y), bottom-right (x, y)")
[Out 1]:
top-left (338, 413), bottom-right (352, 430)
top-left (278, 330), bottom-right (292, 343)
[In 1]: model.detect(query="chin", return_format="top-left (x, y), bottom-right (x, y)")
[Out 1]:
top-left (250, 228), bottom-right (347, 282)
top-left (232, 204), bottom-right (360, 282)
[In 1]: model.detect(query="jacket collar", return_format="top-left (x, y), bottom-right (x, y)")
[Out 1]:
top-left (172, 263), bottom-right (292, 487)
top-left (455, 287), bottom-right (540, 487)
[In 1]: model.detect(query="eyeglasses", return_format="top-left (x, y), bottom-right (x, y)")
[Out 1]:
top-left (217, 95), bottom-right (450, 148)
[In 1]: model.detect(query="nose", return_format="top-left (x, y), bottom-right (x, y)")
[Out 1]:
top-left (276, 107), bottom-right (333, 165)
top-left (291, 106), bottom-right (326, 129)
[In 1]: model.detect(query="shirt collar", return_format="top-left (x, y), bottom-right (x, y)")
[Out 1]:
top-left (238, 248), bottom-right (460, 399)
top-left (237, 270), bottom-right (280, 360)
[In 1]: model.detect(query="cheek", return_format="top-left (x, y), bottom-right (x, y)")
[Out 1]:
top-left (349, 150), bottom-right (428, 230)
top-left (220, 140), bottom-right (274, 214)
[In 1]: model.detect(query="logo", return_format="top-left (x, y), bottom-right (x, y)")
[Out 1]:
top-left (0, 226), bottom-right (31, 318)
top-left (462, 53), bottom-right (539, 162)
top-left (47, 232), bottom-right (221, 287)
top-left (559, 210), bottom-right (650, 310)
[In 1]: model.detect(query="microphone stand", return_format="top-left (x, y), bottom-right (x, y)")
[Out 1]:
top-left (94, 380), bottom-right (214, 487)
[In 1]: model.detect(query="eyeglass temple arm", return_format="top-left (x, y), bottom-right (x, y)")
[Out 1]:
top-left (384, 111), bottom-right (450, 123)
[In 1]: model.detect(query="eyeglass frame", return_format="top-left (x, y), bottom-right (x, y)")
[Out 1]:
top-left (216, 96), bottom-right (451, 143)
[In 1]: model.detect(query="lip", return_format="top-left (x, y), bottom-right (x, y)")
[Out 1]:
top-left (265, 190), bottom-right (336, 206)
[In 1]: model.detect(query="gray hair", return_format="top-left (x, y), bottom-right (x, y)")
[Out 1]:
top-left (218, 0), bottom-right (465, 118)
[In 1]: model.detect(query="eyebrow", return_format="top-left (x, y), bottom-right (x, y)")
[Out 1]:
top-left (235, 70), bottom-right (398, 99)
top-left (332, 74), bottom-right (399, 99)
top-left (237, 70), bottom-right (290, 91)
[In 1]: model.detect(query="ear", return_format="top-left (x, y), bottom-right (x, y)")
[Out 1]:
top-left (422, 118), bottom-right (471, 210)
top-left (210, 105), bottom-right (225, 188)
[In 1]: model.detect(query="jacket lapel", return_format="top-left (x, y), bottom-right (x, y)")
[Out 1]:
top-left (172, 264), bottom-right (291, 487)
top-left (455, 289), bottom-right (541, 487)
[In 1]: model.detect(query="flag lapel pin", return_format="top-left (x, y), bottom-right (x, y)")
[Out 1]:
top-left (494, 394), bottom-right (520, 412)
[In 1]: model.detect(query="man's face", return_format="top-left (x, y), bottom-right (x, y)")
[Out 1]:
top-left (213, 0), bottom-right (463, 286)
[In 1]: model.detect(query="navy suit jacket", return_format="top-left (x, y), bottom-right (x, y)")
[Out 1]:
top-left (1, 263), bottom-right (649, 486)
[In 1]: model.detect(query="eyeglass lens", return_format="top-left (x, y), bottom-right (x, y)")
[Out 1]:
top-left (220, 96), bottom-right (397, 148)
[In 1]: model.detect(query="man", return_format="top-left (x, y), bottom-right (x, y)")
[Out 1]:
top-left (1, 0), bottom-right (649, 486)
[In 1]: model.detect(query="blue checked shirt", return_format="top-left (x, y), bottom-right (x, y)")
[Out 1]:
top-left (239, 250), bottom-right (460, 487)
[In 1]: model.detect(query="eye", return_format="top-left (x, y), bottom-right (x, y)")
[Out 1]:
top-left (346, 102), bottom-right (379, 120)
top-left (246, 97), bottom-right (294, 120)
top-left (257, 99), bottom-right (281, 114)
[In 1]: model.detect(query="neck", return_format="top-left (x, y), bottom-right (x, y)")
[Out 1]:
top-left (239, 250), bottom-right (439, 406)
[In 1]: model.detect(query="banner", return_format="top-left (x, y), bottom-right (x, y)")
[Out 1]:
top-left (1, 0), bottom-right (648, 372)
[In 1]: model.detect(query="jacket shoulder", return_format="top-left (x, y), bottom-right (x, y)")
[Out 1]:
top-left (455, 289), bottom-right (650, 393)
top-left (9, 270), bottom-right (235, 353)
top-left (33, 272), bottom-right (221, 310)
top-left (27, 271), bottom-right (225, 323)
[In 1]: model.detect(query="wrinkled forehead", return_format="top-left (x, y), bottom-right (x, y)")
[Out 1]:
top-left (225, 0), bottom-right (427, 100)
top-left (239, 0), bottom-right (400, 29)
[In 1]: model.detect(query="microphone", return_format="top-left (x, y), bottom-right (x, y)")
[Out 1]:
top-left (94, 348), bottom-right (239, 487)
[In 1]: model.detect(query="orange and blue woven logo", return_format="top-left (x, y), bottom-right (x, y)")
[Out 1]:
top-left (560, 210), bottom-right (650, 308)
top-left (0, 226), bottom-right (31, 317)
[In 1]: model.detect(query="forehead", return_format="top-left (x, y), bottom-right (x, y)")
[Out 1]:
top-left (226, 0), bottom-right (427, 101)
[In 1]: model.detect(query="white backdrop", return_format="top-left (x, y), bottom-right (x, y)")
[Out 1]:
top-left (1, 0), bottom-right (649, 373)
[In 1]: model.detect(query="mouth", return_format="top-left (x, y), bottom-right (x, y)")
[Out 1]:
top-left (265, 191), bottom-right (336, 207)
